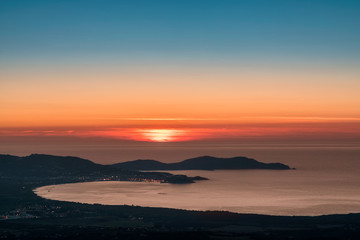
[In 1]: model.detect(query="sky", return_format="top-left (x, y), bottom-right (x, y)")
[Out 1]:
top-left (1, 0), bottom-right (360, 150)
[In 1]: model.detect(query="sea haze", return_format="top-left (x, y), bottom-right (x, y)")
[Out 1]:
top-left (34, 144), bottom-right (360, 216)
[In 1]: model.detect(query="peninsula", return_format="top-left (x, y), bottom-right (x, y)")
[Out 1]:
top-left (112, 156), bottom-right (291, 170)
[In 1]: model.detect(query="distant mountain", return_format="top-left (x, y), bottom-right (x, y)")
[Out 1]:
top-left (117, 159), bottom-right (169, 170)
top-left (0, 154), bottom-right (110, 177)
top-left (0, 154), bottom-right (208, 184)
top-left (113, 159), bottom-right (169, 170)
top-left (0, 154), bottom-right (290, 184)
top-left (112, 156), bottom-right (291, 170)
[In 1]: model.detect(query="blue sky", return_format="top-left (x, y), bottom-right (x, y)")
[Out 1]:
top-left (1, 0), bottom-right (359, 65)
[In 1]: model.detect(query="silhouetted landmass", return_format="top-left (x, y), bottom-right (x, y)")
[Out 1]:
top-left (0, 154), bottom-right (206, 184)
top-left (0, 154), bottom-right (108, 177)
top-left (112, 156), bottom-right (291, 170)
top-left (0, 154), bottom-right (290, 183)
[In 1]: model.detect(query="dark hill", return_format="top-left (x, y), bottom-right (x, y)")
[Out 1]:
top-left (116, 159), bottom-right (169, 170)
top-left (0, 154), bottom-right (208, 183)
top-left (112, 156), bottom-right (290, 170)
top-left (0, 154), bottom-right (110, 177)
top-left (0, 154), bottom-right (290, 182)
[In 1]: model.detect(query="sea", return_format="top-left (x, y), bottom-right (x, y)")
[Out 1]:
top-left (34, 143), bottom-right (360, 216)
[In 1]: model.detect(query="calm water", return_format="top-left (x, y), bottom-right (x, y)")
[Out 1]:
top-left (34, 147), bottom-right (360, 216)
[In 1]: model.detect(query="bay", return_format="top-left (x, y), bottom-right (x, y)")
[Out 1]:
top-left (34, 146), bottom-right (360, 216)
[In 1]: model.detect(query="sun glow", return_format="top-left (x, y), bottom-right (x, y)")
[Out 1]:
top-left (139, 129), bottom-right (185, 142)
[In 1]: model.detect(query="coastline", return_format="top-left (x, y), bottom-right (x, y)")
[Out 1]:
top-left (2, 154), bottom-right (360, 238)
top-left (1, 177), bottom-right (360, 239)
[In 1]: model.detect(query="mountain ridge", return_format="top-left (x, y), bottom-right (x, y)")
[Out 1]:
top-left (0, 154), bottom-right (208, 184)
top-left (112, 155), bottom-right (291, 170)
top-left (0, 154), bottom-right (110, 177)
top-left (0, 154), bottom-right (291, 175)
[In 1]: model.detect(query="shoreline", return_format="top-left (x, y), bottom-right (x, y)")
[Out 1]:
top-left (32, 179), bottom-right (360, 217)
top-left (2, 177), bottom-right (360, 239)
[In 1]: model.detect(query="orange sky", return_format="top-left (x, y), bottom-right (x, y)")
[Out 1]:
top-left (1, 63), bottom-right (360, 142)
top-left (2, 65), bottom-right (360, 123)
top-left (1, 0), bottom-right (360, 146)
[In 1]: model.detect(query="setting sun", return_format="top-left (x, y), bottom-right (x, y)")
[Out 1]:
top-left (138, 129), bottom-right (185, 142)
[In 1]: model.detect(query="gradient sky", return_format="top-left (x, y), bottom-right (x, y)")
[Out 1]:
top-left (1, 0), bottom-right (360, 144)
